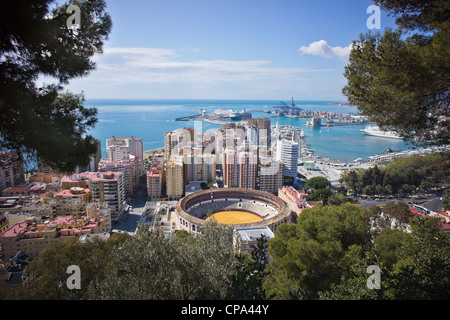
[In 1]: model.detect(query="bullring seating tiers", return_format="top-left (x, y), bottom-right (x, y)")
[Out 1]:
top-left (187, 199), bottom-right (279, 220)
top-left (176, 188), bottom-right (293, 233)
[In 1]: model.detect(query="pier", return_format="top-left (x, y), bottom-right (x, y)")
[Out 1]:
top-left (175, 115), bottom-right (200, 121)
top-left (322, 121), bottom-right (374, 127)
top-left (175, 108), bottom-right (252, 122)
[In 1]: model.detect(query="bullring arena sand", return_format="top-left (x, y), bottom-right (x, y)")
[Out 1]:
top-left (205, 211), bottom-right (263, 224)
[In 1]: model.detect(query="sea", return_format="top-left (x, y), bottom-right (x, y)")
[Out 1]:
top-left (85, 99), bottom-right (413, 162)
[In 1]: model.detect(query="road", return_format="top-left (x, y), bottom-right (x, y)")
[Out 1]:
top-left (297, 163), bottom-right (344, 188)
top-left (112, 183), bottom-right (148, 234)
top-left (355, 192), bottom-right (445, 209)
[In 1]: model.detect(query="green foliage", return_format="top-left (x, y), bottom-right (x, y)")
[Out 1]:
top-left (308, 188), bottom-right (333, 204)
top-left (263, 203), bottom-right (370, 299)
top-left (343, 0), bottom-right (449, 145)
top-left (15, 222), bottom-right (243, 300)
top-left (303, 176), bottom-right (342, 205)
top-left (9, 202), bottom-right (450, 300)
top-left (266, 201), bottom-right (450, 300)
top-left (229, 235), bottom-right (269, 300)
top-left (93, 222), bottom-right (239, 300)
top-left (340, 152), bottom-right (450, 196)
top-left (372, 0), bottom-right (450, 32)
top-left (17, 233), bottom-right (129, 300)
top-left (304, 177), bottom-right (331, 192)
top-left (327, 192), bottom-right (352, 206)
top-left (384, 217), bottom-right (450, 299)
top-left (0, 0), bottom-right (112, 172)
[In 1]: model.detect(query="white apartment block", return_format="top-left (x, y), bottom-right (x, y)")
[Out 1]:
top-left (276, 139), bottom-right (299, 180)
top-left (106, 136), bottom-right (144, 176)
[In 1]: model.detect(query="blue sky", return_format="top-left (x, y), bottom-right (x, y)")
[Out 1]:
top-left (65, 0), bottom-right (398, 101)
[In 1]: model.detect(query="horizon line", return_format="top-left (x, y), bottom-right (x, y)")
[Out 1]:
top-left (85, 98), bottom-right (350, 103)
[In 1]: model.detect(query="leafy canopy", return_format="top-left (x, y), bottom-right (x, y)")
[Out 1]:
top-left (343, 0), bottom-right (449, 145)
top-left (0, 0), bottom-right (111, 172)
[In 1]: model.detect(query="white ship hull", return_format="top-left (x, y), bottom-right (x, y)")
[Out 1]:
top-left (361, 126), bottom-right (402, 139)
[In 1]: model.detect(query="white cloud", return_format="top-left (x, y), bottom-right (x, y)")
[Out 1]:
top-left (298, 40), bottom-right (353, 62)
top-left (93, 47), bottom-right (335, 82)
top-left (68, 47), bottom-right (339, 99)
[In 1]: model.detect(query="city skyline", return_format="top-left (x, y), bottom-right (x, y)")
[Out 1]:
top-left (56, 0), bottom-right (398, 101)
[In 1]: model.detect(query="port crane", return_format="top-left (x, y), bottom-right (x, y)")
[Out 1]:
top-left (270, 97), bottom-right (302, 114)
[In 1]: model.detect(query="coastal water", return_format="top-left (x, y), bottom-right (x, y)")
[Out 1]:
top-left (85, 99), bottom-right (412, 162)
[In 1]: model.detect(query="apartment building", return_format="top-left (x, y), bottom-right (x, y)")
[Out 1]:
top-left (147, 164), bottom-right (162, 200)
top-left (89, 172), bottom-right (125, 221)
top-left (165, 156), bottom-right (184, 200)
top-left (223, 149), bottom-right (239, 188)
top-left (106, 136), bottom-right (144, 176)
top-left (164, 128), bottom-right (195, 160)
top-left (61, 172), bottom-right (125, 221)
top-left (276, 139), bottom-right (299, 180)
top-left (247, 117), bottom-right (271, 152)
top-left (259, 157), bottom-right (283, 195)
top-left (98, 156), bottom-right (139, 197)
top-left (1, 214), bottom-right (110, 259)
top-left (238, 151), bottom-right (258, 189)
top-left (223, 149), bottom-right (258, 189)
top-left (53, 187), bottom-right (92, 219)
top-left (182, 151), bottom-right (216, 186)
top-left (0, 151), bottom-right (25, 194)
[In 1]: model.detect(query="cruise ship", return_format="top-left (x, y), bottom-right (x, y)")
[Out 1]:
top-left (361, 125), bottom-right (402, 139)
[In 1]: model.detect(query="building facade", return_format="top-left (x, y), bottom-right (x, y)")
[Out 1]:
top-left (276, 139), bottom-right (299, 180)
top-left (61, 172), bottom-right (125, 221)
top-left (223, 149), bottom-right (239, 188)
top-left (259, 157), bottom-right (283, 195)
top-left (165, 156), bottom-right (184, 200)
top-left (89, 172), bottom-right (125, 221)
top-left (238, 151), bottom-right (258, 189)
top-left (0, 151), bottom-right (25, 194)
top-left (147, 164), bottom-right (162, 200)
top-left (98, 156), bottom-right (139, 197)
top-left (247, 117), bottom-right (271, 154)
top-left (1, 214), bottom-right (110, 259)
top-left (278, 186), bottom-right (312, 218)
top-left (183, 152), bottom-right (216, 186)
top-left (106, 136), bottom-right (144, 176)
top-left (223, 149), bottom-right (258, 189)
top-left (234, 226), bottom-right (274, 259)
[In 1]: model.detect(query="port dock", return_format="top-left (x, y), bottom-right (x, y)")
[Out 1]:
top-left (176, 108), bottom-right (252, 122)
top-left (322, 121), bottom-right (375, 127)
top-left (175, 115), bottom-right (199, 121)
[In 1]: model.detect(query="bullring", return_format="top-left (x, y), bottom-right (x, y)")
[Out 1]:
top-left (176, 188), bottom-right (294, 234)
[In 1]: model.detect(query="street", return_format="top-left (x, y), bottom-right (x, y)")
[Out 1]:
top-left (112, 183), bottom-right (148, 234)
top-left (355, 191), bottom-right (445, 209)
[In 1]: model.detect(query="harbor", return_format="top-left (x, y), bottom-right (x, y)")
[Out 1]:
top-left (297, 144), bottom-right (450, 188)
top-left (176, 108), bottom-right (252, 122)
top-left (263, 98), bottom-right (373, 128)
top-left (90, 99), bottom-right (425, 163)
top-left (322, 120), bottom-right (375, 127)
top-left (171, 102), bottom-right (417, 164)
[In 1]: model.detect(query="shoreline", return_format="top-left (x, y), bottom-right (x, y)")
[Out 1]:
top-left (143, 148), bottom-right (164, 158)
